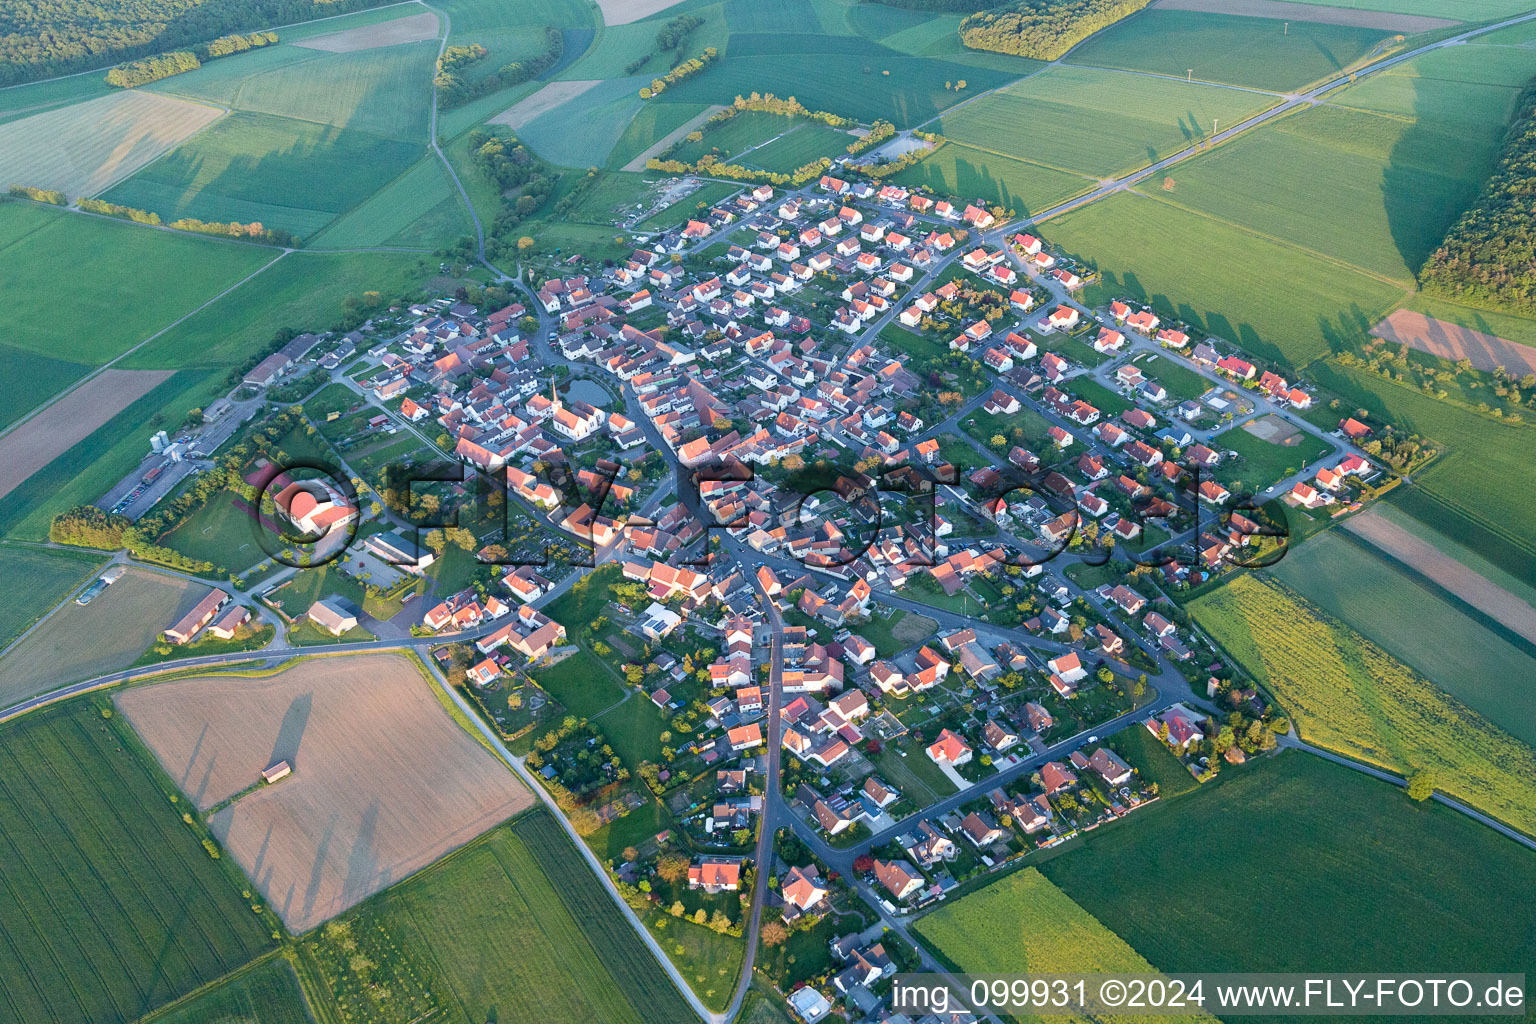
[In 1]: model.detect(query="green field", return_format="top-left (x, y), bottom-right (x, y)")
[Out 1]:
top-left (1134, 352), bottom-right (1210, 402)
top-left (1282, 0), bottom-right (1534, 18)
top-left (917, 868), bottom-right (1216, 1024)
top-left (438, 0), bottom-right (593, 85)
top-left (303, 808), bottom-right (691, 1024)
top-left (0, 544), bottom-right (104, 649)
top-left (0, 346), bottom-right (92, 428)
top-left (1042, 752), bottom-right (1536, 975)
top-left (936, 65), bottom-right (1276, 180)
top-left (1105, 722), bottom-right (1199, 798)
top-left (1210, 420), bottom-right (1331, 489)
top-left (1189, 573), bottom-right (1536, 837)
top-left (529, 648), bottom-right (627, 718)
top-left (0, 202), bottom-right (270, 366)
top-left (736, 121), bottom-right (853, 172)
top-left (518, 77), bottom-right (651, 169)
top-left (1371, 498), bottom-right (1536, 612)
top-left (309, 154), bottom-right (470, 250)
top-left (636, 181), bottom-right (744, 230)
top-left (1068, 9), bottom-right (1393, 91)
top-left (145, 957), bottom-right (313, 1024)
top-left (891, 141), bottom-right (1092, 217)
top-left (0, 701), bottom-right (274, 1023)
top-left (123, 250), bottom-right (429, 370)
top-left (607, 99), bottom-right (716, 168)
top-left (1269, 530), bottom-right (1536, 746)
top-left (158, 493), bottom-right (269, 575)
top-left (1046, 192), bottom-right (1405, 368)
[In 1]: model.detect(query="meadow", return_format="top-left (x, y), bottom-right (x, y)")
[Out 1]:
top-left (0, 701), bottom-right (273, 1024)
top-left (309, 153), bottom-right (470, 250)
top-left (916, 868), bottom-right (1217, 1024)
top-left (1067, 9), bottom-right (1393, 91)
top-left (1269, 530), bottom-right (1536, 746)
top-left (0, 566), bottom-right (205, 706)
top-left (144, 957), bottom-right (313, 1024)
top-left (891, 142), bottom-right (1092, 217)
top-left (0, 348), bottom-right (89, 430)
top-left (1042, 753), bottom-right (1536, 975)
top-left (936, 65), bottom-right (1276, 180)
top-left (0, 202), bottom-right (270, 366)
top-left (301, 808), bottom-right (691, 1024)
top-left (1188, 573), bottom-right (1536, 837)
top-left (0, 544), bottom-right (104, 650)
top-left (1047, 191), bottom-right (1405, 368)
top-left (1210, 420), bottom-right (1330, 489)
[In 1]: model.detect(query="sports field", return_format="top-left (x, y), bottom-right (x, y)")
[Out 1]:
top-left (117, 654), bottom-right (534, 932)
top-left (917, 868), bottom-right (1217, 1024)
top-left (936, 65), bottom-right (1276, 180)
top-left (0, 545), bottom-right (104, 650)
top-left (157, 492), bottom-right (270, 575)
top-left (1048, 191), bottom-right (1404, 368)
top-left (0, 701), bottom-right (273, 1024)
top-left (1042, 752), bottom-right (1536, 974)
top-left (0, 202), bottom-right (271, 365)
top-left (1189, 573), bottom-right (1536, 836)
top-left (0, 90), bottom-right (222, 198)
top-left (737, 122), bottom-right (852, 172)
top-left (1068, 9), bottom-right (1393, 91)
top-left (1270, 529), bottom-right (1536, 746)
top-left (302, 807), bottom-right (693, 1024)
top-left (0, 566), bottom-right (205, 707)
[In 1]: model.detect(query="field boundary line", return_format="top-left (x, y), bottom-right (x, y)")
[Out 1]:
top-left (0, 249), bottom-right (287, 444)
top-left (131, 950), bottom-right (289, 1024)
top-left (1054, 60), bottom-right (1286, 97)
top-left (937, 137), bottom-right (1103, 182)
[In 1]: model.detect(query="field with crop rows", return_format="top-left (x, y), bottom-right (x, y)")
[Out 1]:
top-left (1189, 573), bottom-right (1536, 836)
top-left (145, 957), bottom-right (313, 1024)
top-left (0, 545), bottom-right (103, 649)
top-left (891, 142), bottom-right (1091, 217)
top-left (0, 702), bottom-right (273, 1024)
top-left (1043, 753), bottom-right (1536, 976)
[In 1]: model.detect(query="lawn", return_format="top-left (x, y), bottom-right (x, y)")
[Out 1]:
top-left (644, 907), bottom-right (744, 1014)
top-left (1209, 420), bottom-right (1331, 491)
top-left (1134, 352), bottom-right (1210, 403)
top-left (1188, 573), bottom-right (1536, 837)
top-left (1067, 377), bottom-right (1132, 418)
top-left (530, 648), bottom-right (628, 718)
top-left (0, 701), bottom-right (273, 1024)
top-left (1047, 191), bottom-right (1405, 369)
top-left (916, 867), bottom-right (1217, 1024)
top-left (0, 544), bottom-right (104, 649)
top-left (1068, 9), bottom-right (1394, 91)
top-left (144, 957), bottom-right (312, 1024)
top-left (857, 606), bottom-right (938, 657)
top-left (1269, 530), bottom-right (1536, 747)
top-left (1104, 721), bottom-right (1198, 799)
top-left (301, 807), bottom-right (691, 1024)
top-left (937, 64), bottom-right (1276, 180)
top-left (158, 493), bottom-right (270, 575)
top-left (1042, 752), bottom-right (1536, 976)
top-left (891, 141), bottom-right (1093, 218)
top-left (0, 202), bottom-right (270, 366)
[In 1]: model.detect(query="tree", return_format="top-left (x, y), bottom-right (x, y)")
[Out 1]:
top-left (761, 920), bottom-right (789, 946)
top-left (852, 854), bottom-right (874, 873)
top-left (518, 236), bottom-right (535, 250)
top-left (656, 852), bottom-right (689, 884)
top-left (1407, 768), bottom-right (1436, 802)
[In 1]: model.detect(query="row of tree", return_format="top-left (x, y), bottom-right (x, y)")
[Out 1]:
top-left (1, 0), bottom-right (384, 86)
top-left (959, 0), bottom-right (1150, 60)
top-left (7, 185), bottom-right (67, 204)
top-left (638, 46), bottom-right (717, 99)
top-left (1419, 80), bottom-right (1536, 313)
top-left (104, 29), bottom-right (277, 86)
top-left (434, 28), bottom-right (564, 110)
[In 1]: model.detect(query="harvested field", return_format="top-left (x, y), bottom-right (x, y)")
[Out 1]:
top-left (294, 10), bottom-right (440, 51)
top-left (0, 369), bottom-right (172, 500)
top-left (623, 103), bottom-right (727, 171)
top-left (0, 91), bottom-right (222, 198)
top-left (116, 653), bottom-right (534, 933)
top-left (595, 0), bottom-right (687, 26)
top-left (1343, 507), bottom-right (1536, 646)
top-left (0, 565), bottom-right (202, 707)
top-left (1370, 309), bottom-right (1536, 377)
top-left (1151, 0), bottom-right (1458, 31)
top-left (488, 78), bottom-right (603, 129)
top-left (1240, 413), bottom-right (1301, 444)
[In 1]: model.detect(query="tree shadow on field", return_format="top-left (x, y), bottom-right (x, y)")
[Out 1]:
top-left (269, 692), bottom-right (311, 770)
top-left (341, 800), bottom-right (385, 911)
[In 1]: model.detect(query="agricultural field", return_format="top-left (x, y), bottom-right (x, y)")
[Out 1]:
top-left (300, 808), bottom-right (692, 1024)
top-left (438, 0), bottom-right (593, 86)
top-left (916, 868), bottom-right (1217, 1024)
top-left (0, 701), bottom-right (273, 1024)
top-left (115, 653), bottom-right (534, 932)
top-left (0, 347), bottom-right (91, 431)
top-left (936, 65), bottom-right (1276, 180)
top-left (0, 545), bottom-right (104, 650)
top-left (1269, 530), bottom-right (1536, 746)
top-left (608, 100), bottom-right (718, 169)
top-left (0, 201), bottom-right (271, 365)
top-left (1282, 0), bottom-right (1533, 18)
top-left (0, 566), bottom-right (206, 707)
top-left (891, 142), bottom-right (1092, 219)
top-left (1067, 9), bottom-right (1395, 91)
top-left (145, 957), bottom-right (313, 1024)
top-left (516, 77), bottom-right (651, 168)
top-left (309, 154), bottom-right (470, 250)
top-left (1367, 499), bottom-right (1536, 613)
top-left (1046, 191), bottom-right (1405, 368)
top-left (1188, 573), bottom-right (1536, 837)
top-left (1042, 753), bottom-right (1536, 975)
top-left (0, 90), bottom-right (223, 198)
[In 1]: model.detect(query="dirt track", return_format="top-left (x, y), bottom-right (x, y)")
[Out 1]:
top-left (294, 11), bottom-right (440, 52)
top-left (0, 369), bottom-right (172, 500)
top-left (1344, 509), bottom-right (1536, 646)
top-left (117, 653), bottom-right (533, 932)
top-left (1371, 310), bottom-right (1536, 377)
top-left (622, 104), bottom-right (727, 171)
top-left (1152, 0), bottom-right (1459, 32)
top-left (488, 79), bottom-right (603, 130)
top-left (594, 0), bottom-right (688, 26)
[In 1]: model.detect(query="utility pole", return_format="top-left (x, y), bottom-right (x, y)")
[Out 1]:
top-left (1284, 21), bottom-right (1289, 34)
top-left (1187, 68), bottom-right (1192, 82)
top-left (1213, 118), bottom-right (1219, 136)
